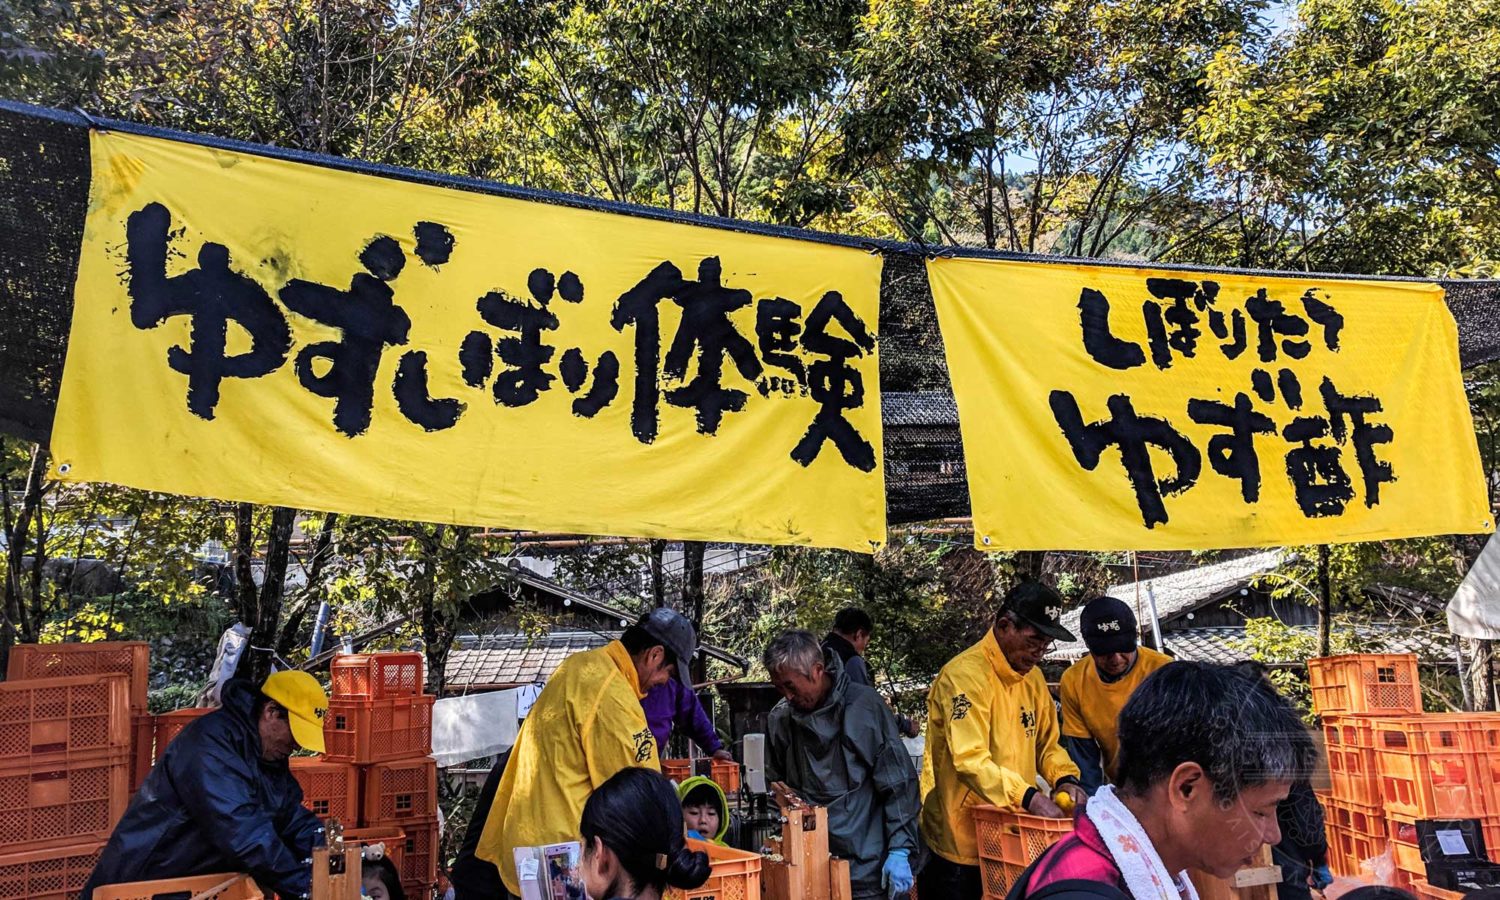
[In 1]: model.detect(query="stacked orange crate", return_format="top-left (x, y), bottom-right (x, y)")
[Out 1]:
top-left (151, 707), bottom-right (214, 763)
top-left (1310, 655), bottom-right (1422, 883)
top-left (290, 757), bottom-right (359, 824)
top-left (8, 642), bottom-right (154, 791)
top-left (1308, 654), bottom-right (1422, 718)
top-left (1376, 714), bottom-right (1500, 887)
top-left (1323, 795), bottom-right (1387, 878)
top-left (329, 652), bottom-right (438, 900)
top-left (0, 673), bottom-right (132, 899)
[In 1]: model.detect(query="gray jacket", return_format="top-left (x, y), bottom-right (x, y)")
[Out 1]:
top-left (766, 651), bottom-right (921, 895)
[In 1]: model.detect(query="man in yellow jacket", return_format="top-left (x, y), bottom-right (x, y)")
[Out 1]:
top-left (919, 581), bottom-right (1087, 900)
top-left (475, 608), bottom-right (697, 898)
top-left (1059, 596), bottom-right (1174, 792)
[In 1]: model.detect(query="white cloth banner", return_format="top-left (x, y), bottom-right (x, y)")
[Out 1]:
top-left (432, 689), bottom-right (521, 767)
top-left (1449, 533), bottom-right (1500, 639)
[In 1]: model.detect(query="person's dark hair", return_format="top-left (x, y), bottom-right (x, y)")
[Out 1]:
top-left (620, 625), bottom-right (677, 667)
top-left (833, 607), bottom-right (874, 636)
top-left (362, 855), bottom-right (406, 900)
top-left (682, 782), bottom-right (721, 811)
top-left (582, 768), bottom-right (710, 893)
top-left (1338, 887), bottom-right (1417, 900)
top-left (1458, 889), bottom-right (1500, 900)
top-left (1114, 661), bottom-right (1317, 803)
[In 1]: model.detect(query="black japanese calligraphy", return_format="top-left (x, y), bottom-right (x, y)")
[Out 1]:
top-left (1067, 275), bottom-right (1396, 526)
top-left (280, 236), bottom-right (413, 437)
top-left (1050, 391), bottom-right (1203, 528)
top-left (120, 202), bottom-right (880, 473)
top-left (125, 202), bottom-right (292, 419)
top-left (792, 291), bottom-right (877, 472)
top-left (662, 257), bottom-right (765, 434)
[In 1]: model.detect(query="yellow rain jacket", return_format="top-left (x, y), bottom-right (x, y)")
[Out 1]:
top-left (1059, 646), bottom-right (1174, 781)
top-left (920, 630), bottom-right (1080, 866)
top-left (476, 640), bottom-right (660, 894)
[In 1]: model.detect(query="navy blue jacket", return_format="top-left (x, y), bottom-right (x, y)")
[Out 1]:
top-left (82, 679), bottom-right (324, 898)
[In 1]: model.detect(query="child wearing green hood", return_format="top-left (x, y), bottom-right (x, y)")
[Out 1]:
top-left (677, 776), bottom-right (730, 846)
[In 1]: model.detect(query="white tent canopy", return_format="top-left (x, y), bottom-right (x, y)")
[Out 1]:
top-left (1448, 533), bottom-right (1500, 639)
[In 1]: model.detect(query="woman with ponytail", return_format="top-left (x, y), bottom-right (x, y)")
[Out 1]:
top-left (579, 768), bottom-right (712, 900)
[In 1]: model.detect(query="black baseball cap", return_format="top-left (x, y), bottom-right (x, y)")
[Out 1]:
top-left (1001, 581), bottom-right (1077, 643)
top-left (637, 607), bottom-right (698, 686)
top-left (1080, 595), bottom-right (1139, 656)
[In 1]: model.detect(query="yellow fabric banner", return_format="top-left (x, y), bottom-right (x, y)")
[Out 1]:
top-left (928, 257), bottom-right (1492, 550)
top-left (51, 131), bottom-right (886, 550)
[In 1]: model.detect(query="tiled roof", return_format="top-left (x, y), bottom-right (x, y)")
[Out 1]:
top-left (444, 630), bottom-right (614, 689)
top-left (1152, 625), bottom-right (1454, 666)
top-left (1049, 550), bottom-right (1286, 660)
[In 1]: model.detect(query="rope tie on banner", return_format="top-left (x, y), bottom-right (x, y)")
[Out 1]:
top-left (72, 107), bottom-right (107, 132)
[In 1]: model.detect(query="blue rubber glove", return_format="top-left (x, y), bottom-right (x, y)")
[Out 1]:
top-left (882, 849), bottom-right (913, 898)
top-left (1311, 864), bottom-right (1334, 890)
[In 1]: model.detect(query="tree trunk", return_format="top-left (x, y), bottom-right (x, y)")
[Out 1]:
top-left (650, 539), bottom-right (665, 607)
top-left (1467, 639), bottom-right (1496, 712)
top-left (1017, 551), bottom-right (1046, 582)
top-left (232, 502), bottom-right (258, 625)
top-left (275, 513), bottom-right (338, 657)
top-left (236, 506), bottom-right (296, 684)
top-left (682, 541), bottom-right (706, 681)
top-left (1317, 545), bottom-right (1332, 657)
top-left (3, 445), bottom-right (48, 664)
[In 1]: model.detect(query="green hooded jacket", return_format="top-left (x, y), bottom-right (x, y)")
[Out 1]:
top-left (766, 650), bottom-right (921, 899)
top-left (676, 775), bottom-right (730, 845)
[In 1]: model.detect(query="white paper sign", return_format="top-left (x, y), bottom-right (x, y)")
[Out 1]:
top-left (1436, 829), bottom-right (1472, 857)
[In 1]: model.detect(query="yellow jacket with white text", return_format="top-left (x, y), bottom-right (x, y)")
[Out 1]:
top-left (476, 640), bottom-right (660, 894)
top-left (920, 630), bottom-right (1080, 865)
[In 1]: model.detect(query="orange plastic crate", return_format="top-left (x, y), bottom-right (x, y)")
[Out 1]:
top-left (362, 756), bottom-right (438, 824)
top-left (1411, 878), bottom-right (1467, 900)
top-left (129, 714), bottom-right (154, 792)
top-left (91, 872), bottom-right (265, 899)
top-left (404, 880), bottom-right (434, 900)
top-left (711, 758), bottom-right (741, 794)
top-left (1308, 654), bottom-right (1420, 716)
top-left (331, 653), bottom-right (425, 699)
top-left (346, 824), bottom-right (406, 871)
top-left (1374, 720), bottom-right (1489, 818)
top-left (1327, 826), bottom-right (1383, 877)
top-left (1322, 715), bottom-right (1382, 806)
top-left (1323, 797), bottom-right (1385, 841)
top-left (0, 748), bottom-right (129, 853)
top-left (393, 817), bottom-right (438, 888)
top-left (0, 674), bottom-right (130, 765)
top-left (666, 838), bottom-right (761, 900)
top-left (324, 696), bottom-right (434, 764)
top-left (7, 642), bottom-right (151, 714)
top-left (289, 757), bottom-right (359, 823)
top-left (661, 758), bottom-right (693, 782)
top-left (972, 805), bottom-right (1074, 892)
top-left (153, 708), bottom-right (213, 759)
top-left (0, 839), bottom-right (104, 900)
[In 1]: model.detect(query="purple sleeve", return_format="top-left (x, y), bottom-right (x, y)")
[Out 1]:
top-left (673, 680), bottom-right (723, 753)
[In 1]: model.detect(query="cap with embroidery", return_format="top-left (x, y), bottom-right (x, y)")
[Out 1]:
top-left (261, 669), bottom-right (329, 754)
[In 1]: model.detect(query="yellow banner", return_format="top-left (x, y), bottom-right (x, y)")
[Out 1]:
top-left (928, 258), bottom-right (1492, 550)
top-left (51, 131), bottom-right (886, 550)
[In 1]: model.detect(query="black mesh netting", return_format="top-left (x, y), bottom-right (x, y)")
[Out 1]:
top-left (2, 102), bottom-right (1499, 526)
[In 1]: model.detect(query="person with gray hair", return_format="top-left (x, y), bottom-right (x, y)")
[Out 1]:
top-left (763, 630), bottom-right (920, 900)
top-left (1008, 661), bottom-right (1319, 900)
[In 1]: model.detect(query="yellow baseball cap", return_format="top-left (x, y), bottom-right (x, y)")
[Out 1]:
top-left (261, 670), bottom-right (329, 754)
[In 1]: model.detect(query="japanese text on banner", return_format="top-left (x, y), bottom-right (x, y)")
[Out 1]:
top-left (51, 131), bottom-right (885, 550)
top-left (928, 257), bottom-right (1491, 551)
